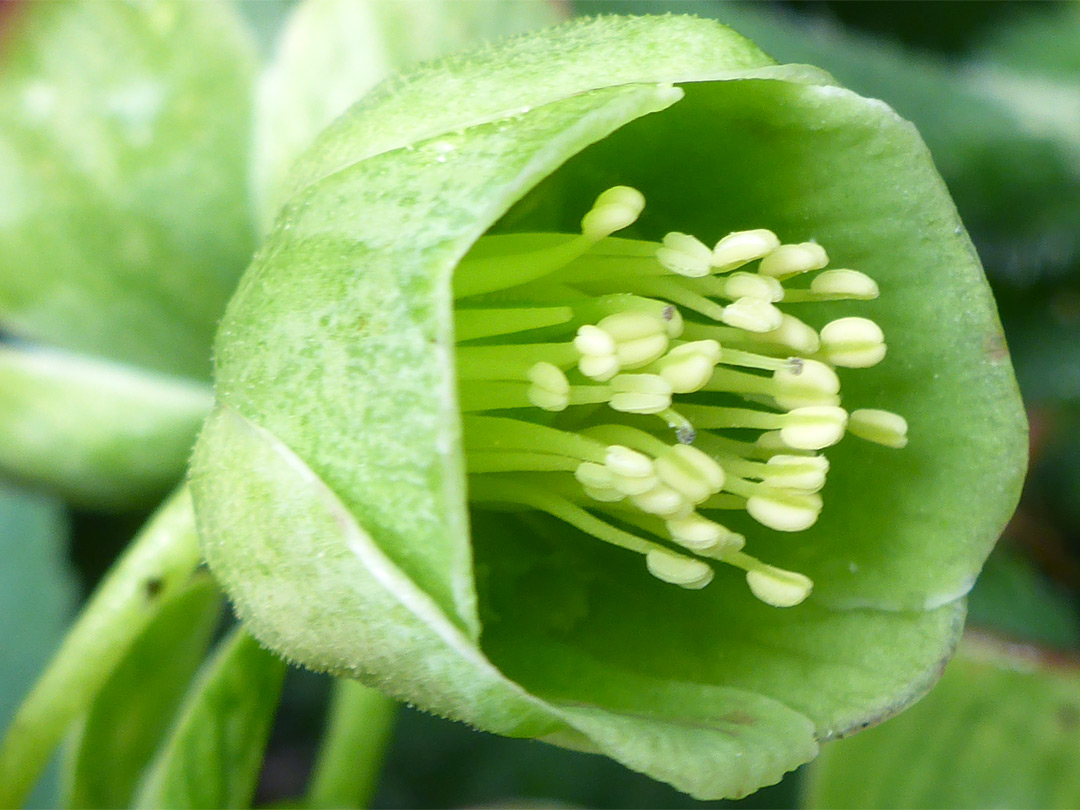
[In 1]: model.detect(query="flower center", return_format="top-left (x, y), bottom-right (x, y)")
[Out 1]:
top-left (454, 187), bottom-right (907, 607)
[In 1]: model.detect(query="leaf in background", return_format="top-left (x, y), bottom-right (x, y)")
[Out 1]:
top-left (62, 576), bottom-right (222, 809)
top-left (134, 628), bottom-right (286, 810)
top-left (0, 482), bottom-right (75, 810)
top-left (0, 344), bottom-right (212, 510)
top-left (0, 0), bottom-right (256, 379)
top-left (967, 547), bottom-right (1080, 648)
top-left (803, 636), bottom-right (1080, 809)
top-left (192, 14), bottom-right (1025, 799)
top-left (252, 0), bottom-right (564, 226)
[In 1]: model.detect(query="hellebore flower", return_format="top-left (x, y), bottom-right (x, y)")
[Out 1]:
top-left (190, 16), bottom-right (1027, 799)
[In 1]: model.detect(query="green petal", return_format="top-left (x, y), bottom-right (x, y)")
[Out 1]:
top-left (0, 0), bottom-right (255, 378)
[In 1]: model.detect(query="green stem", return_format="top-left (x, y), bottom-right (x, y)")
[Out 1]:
top-left (306, 680), bottom-right (398, 810)
top-left (0, 487), bottom-right (202, 808)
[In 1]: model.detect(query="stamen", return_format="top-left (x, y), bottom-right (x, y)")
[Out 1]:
top-left (848, 408), bottom-right (909, 448)
top-left (819, 317), bottom-right (887, 368)
top-left (455, 186), bottom-right (903, 607)
top-left (758, 242), bottom-right (829, 279)
top-left (712, 229), bottom-right (780, 271)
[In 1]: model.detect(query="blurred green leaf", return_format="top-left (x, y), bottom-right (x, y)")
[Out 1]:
top-left (967, 548), bottom-right (1080, 647)
top-left (803, 636), bottom-right (1080, 809)
top-left (0, 482), bottom-right (75, 810)
top-left (61, 576), bottom-right (222, 809)
top-left (0, 0), bottom-right (256, 378)
top-left (253, 0), bottom-right (563, 226)
top-left (975, 3), bottom-right (1080, 80)
top-left (0, 344), bottom-right (212, 509)
top-left (134, 628), bottom-right (286, 809)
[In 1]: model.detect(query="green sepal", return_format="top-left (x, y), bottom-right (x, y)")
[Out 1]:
top-left (191, 14), bottom-right (1026, 799)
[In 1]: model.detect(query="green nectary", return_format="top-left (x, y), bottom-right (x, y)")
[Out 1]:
top-left (189, 14), bottom-right (1027, 800)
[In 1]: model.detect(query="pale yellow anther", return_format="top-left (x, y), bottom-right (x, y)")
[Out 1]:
top-left (746, 488), bottom-right (823, 532)
top-left (574, 461), bottom-right (614, 490)
top-left (526, 362), bottom-right (570, 412)
top-left (574, 324), bottom-right (618, 381)
top-left (655, 340), bottom-right (722, 393)
top-left (660, 516), bottom-right (721, 557)
top-left (758, 242), bottom-right (829, 278)
top-left (721, 272), bottom-right (784, 302)
top-left (580, 186), bottom-right (645, 241)
top-left (598, 311), bottom-right (669, 369)
top-left (810, 269), bottom-right (879, 299)
top-left (779, 406), bottom-right (848, 450)
top-left (608, 373), bottom-right (672, 414)
top-left (772, 358), bottom-right (841, 410)
top-left (631, 483), bottom-right (692, 518)
top-left (721, 297), bottom-right (783, 333)
top-left (820, 317), bottom-right (887, 368)
top-left (659, 304), bottom-right (684, 338)
top-left (656, 232), bottom-right (713, 278)
top-left (758, 314), bottom-right (821, 354)
top-left (848, 409), bottom-right (909, 449)
top-left (745, 565), bottom-right (813, 607)
top-left (763, 455), bottom-right (829, 492)
top-left (582, 485), bottom-right (625, 503)
top-left (646, 549), bottom-right (715, 590)
top-left (655, 444), bottom-right (725, 504)
top-left (712, 228), bottom-right (781, 271)
top-left (604, 445), bottom-right (654, 479)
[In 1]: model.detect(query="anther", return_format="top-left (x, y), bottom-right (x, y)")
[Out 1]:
top-left (656, 232), bottom-right (713, 277)
top-left (810, 269), bottom-right (879, 299)
top-left (631, 483), bottom-right (693, 518)
top-left (646, 549), bottom-right (715, 590)
top-left (712, 228), bottom-right (781, 271)
top-left (746, 488), bottom-right (823, 532)
top-left (758, 242), bottom-right (829, 279)
top-left (653, 340), bottom-right (722, 393)
top-left (608, 373), bottom-right (672, 414)
top-left (598, 311), bottom-right (669, 368)
top-left (580, 186), bottom-right (646, 241)
top-left (772, 358), bottom-right (841, 409)
top-left (762, 455), bottom-right (829, 492)
top-left (779, 406), bottom-right (849, 450)
top-left (721, 297), bottom-right (784, 333)
top-left (819, 317), bottom-right (887, 368)
top-left (655, 444), bottom-right (726, 504)
top-left (573, 324), bottom-right (619, 381)
top-left (526, 362), bottom-right (570, 411)
top-left (848, 409), bottom-right (908, 449)
top-left (745, 565), bottom-right (813, 607)
top-left (665, 514), bottom-right (744, 553)
top-left (718, 272), bottom-right (784, 302)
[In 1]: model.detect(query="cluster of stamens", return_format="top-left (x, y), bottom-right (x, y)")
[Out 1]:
top-left (455, 187), bottom-right (907, 607)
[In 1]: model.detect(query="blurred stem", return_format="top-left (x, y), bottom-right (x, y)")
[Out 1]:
top-left (307, 679), bottom-right (399, 809)
top-left (0, 487), bottom-right (202, 808)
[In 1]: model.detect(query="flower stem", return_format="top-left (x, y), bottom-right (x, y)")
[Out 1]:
top-left (306, 680), bottom-right (398, 810)
top-left (0, 487), bottom-right (202, 808)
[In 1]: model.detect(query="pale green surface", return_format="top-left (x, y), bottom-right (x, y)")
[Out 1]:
top-left (0, 344), bottom-right (212, 509)
top-left (804, 637), bottom-right (1080, 809)
top-left (133, 628), bottom-right (286, 810)
top-left (253, 0), bottom-right (563, 226)
top-left (0, 488), bottom-right (202, 808)
top-left (307, 680), bottom-right (398, 810)
top-left (0, 484), bottom-right (74, 810)
top-left (0, 0), bottom-right (256, 379)
top-left (191, 14), bottom-right (1025, 799)
top-left (62, 578), bottom-right (222, 809)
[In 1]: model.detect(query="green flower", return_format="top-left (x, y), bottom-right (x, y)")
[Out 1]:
top-left (190, 15), bottom-right (1026, 799)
